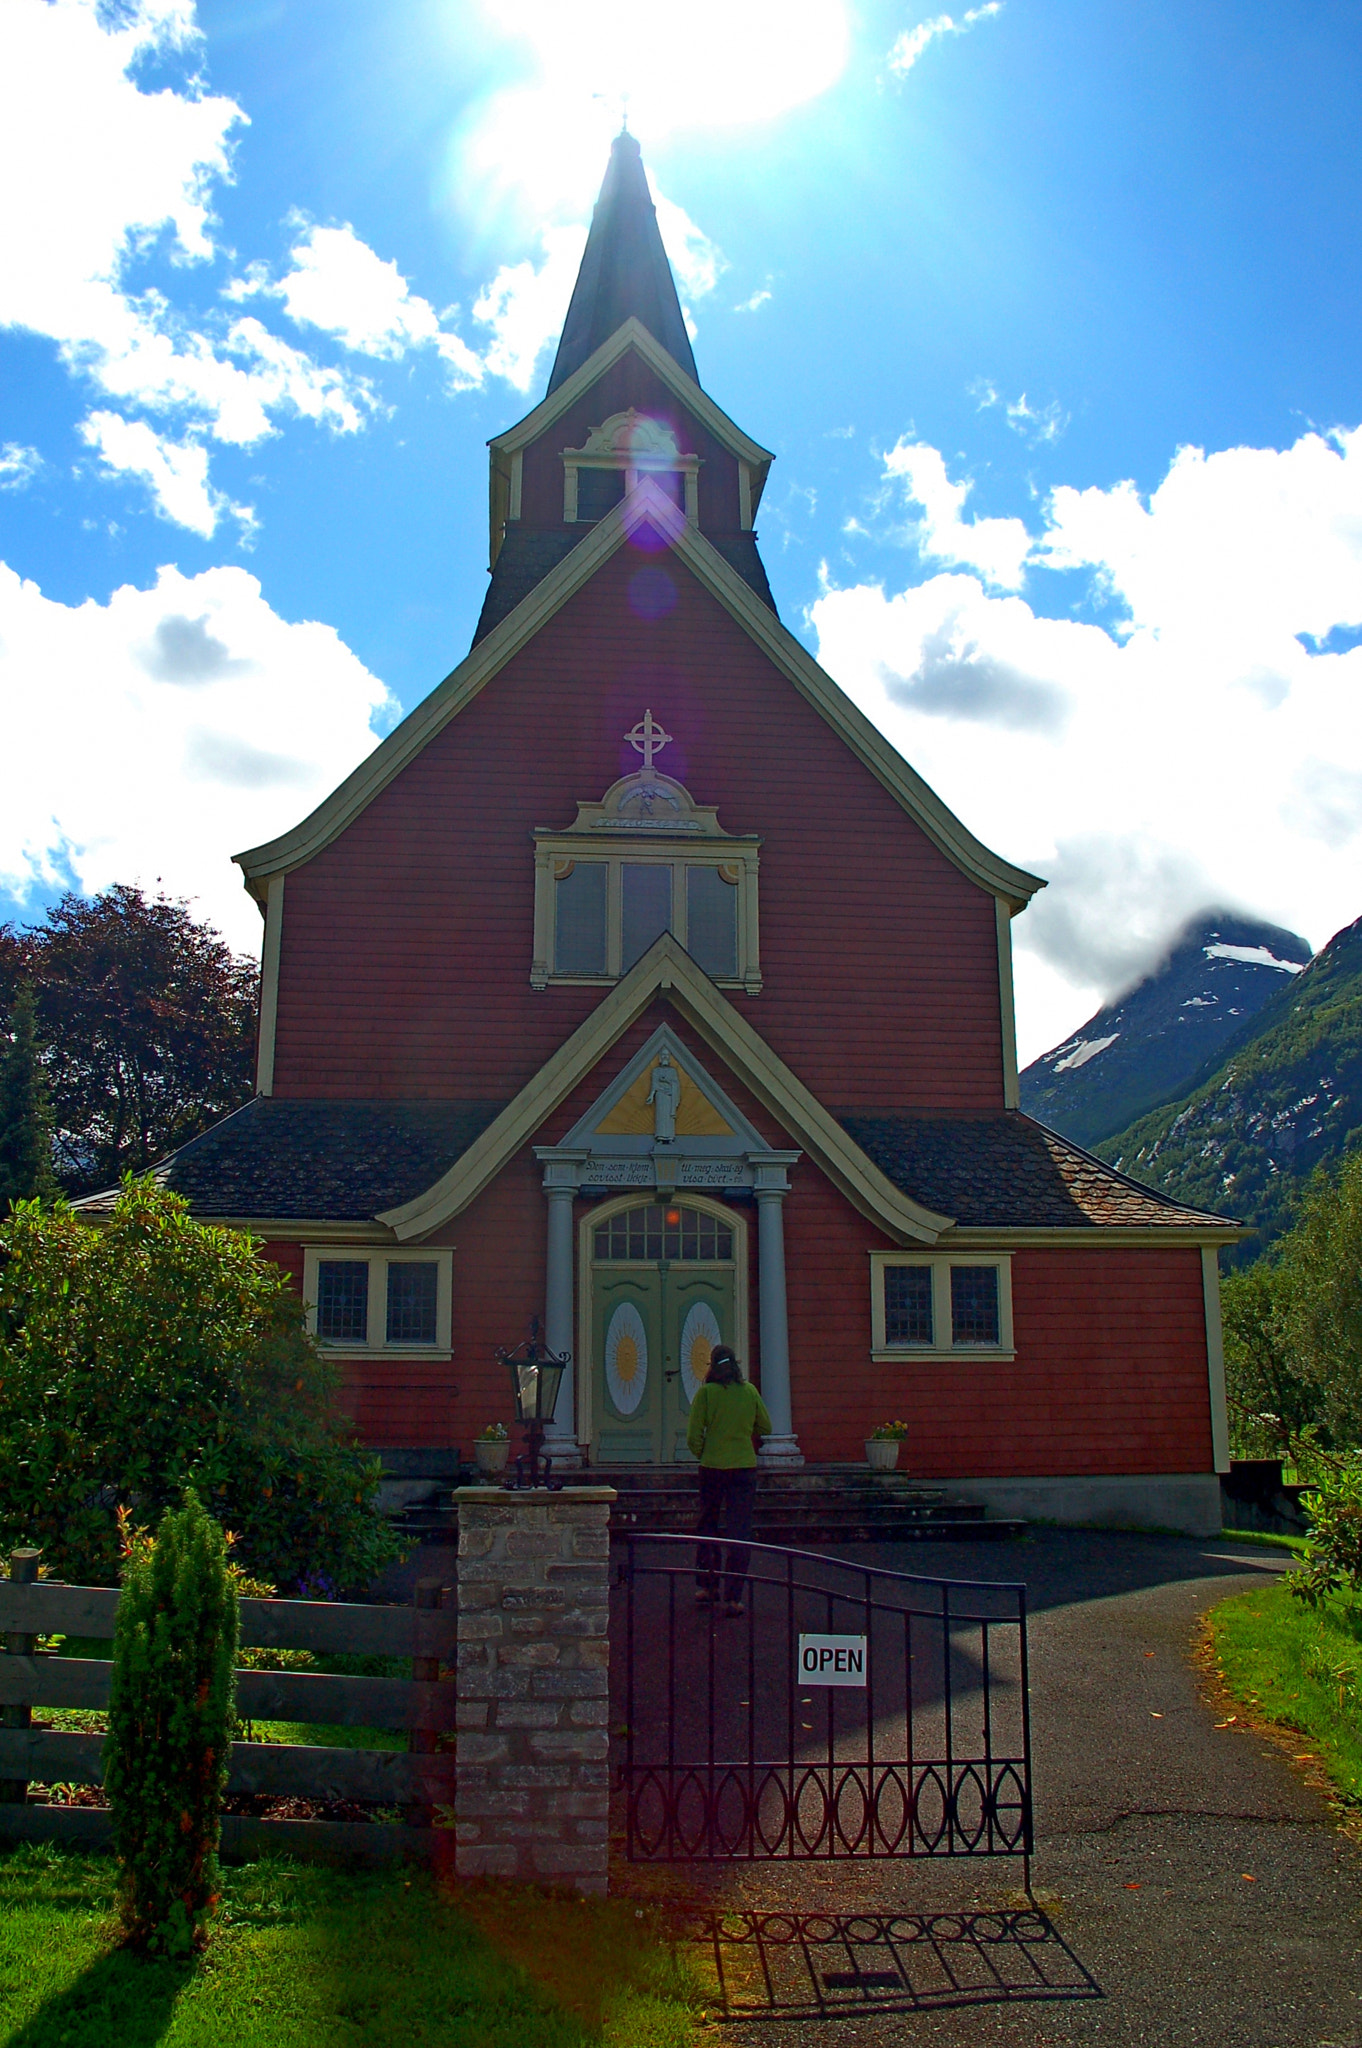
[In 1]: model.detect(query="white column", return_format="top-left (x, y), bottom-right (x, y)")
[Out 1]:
top-left (544, 1185), bottom-right (582, 1465)
top-left (755, 1186), bottom-right (803, 1467)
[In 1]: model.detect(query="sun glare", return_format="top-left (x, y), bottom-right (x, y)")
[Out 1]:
top-left (456, 0), bottom-right (850, 222)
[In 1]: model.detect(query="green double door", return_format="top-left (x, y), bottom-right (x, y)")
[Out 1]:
top-left (593, 1260), bottom-right (735, 1464)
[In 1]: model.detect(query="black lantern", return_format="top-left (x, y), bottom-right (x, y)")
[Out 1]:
top-left (494, 1317), bottom-right (569, 1489)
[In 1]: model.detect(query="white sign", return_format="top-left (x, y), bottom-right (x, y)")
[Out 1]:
top-left (797, 1633), bottom-right (868, 1688)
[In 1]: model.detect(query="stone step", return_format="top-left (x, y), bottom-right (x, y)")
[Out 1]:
top-left (393, 1480), bottom-right (1020, 1544)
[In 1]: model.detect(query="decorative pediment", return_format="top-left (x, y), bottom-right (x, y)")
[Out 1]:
top-left (565, 1027), bottom-right (759, 1153)
top-left (539, 1026), bottom-right (789, 1196)
top-left (572, 409), bottom-right (679, 463)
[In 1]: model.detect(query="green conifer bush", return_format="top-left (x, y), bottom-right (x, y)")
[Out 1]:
top-left (104, 1490), bottom-right (238, 1952)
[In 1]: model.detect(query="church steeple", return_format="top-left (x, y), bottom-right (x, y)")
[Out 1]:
top-left (546, 131), bottom-right (698, 395)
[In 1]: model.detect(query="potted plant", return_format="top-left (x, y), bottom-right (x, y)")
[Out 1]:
top-left (866, 1420), bottom-right (910, 1472)
top-left (473, 1422), bottom-right (511, 1475)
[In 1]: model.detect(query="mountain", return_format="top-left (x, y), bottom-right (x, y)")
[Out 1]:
top-left (1094, 913), bottom-right (1362, 1261)
top-left (1019, 911), bottom-right (1313, 1150)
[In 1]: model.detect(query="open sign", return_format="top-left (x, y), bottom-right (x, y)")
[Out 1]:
top-left (797, 1633), bottom-right (868, 1687)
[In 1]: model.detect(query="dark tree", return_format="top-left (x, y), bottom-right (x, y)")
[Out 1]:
top-left (0, 988), bottom-right (58, 1210)
top-left (0, 887), bottom-right (258, 1194)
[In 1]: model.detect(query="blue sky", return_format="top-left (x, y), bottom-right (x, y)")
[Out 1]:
top-left (3, 0), bottom-right (1361, 1061)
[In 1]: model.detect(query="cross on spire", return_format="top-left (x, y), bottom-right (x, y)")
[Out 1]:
top-left (625, 708), bottom-right (672, 771)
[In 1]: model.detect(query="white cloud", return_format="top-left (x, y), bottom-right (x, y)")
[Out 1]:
top-left (735, 288), bottom-right (773, 314)
top-left (881, 440), bottom-right (1033, 588)
top-left (232, 223), bottom-right (486, 392)
top-left (970, 379), bottom-right (1067, 445)
top-left (471, 226), bottom-right (589, 394)
top-left (0, 445), bottom-right (43, 490)
top-left (0, 0), bottom-right (374, 529)
top-left (79, 413), bottom-right (241, 539)
top-left (0, 559), bottom-right (395, 953)
top-left (814, 423), bottom-right (1362, 1061)
top-left (888, 4), bottom-right (1003, 76)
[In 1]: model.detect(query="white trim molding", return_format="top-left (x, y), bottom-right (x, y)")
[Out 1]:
top-left (234, 478), bottom-right (1044, 913)
top-left (995, 897), bottom-right (1020, 1111)
top-left (869, 1249), bottom-right (1015, 1363)
top-left (378, 932), bottom-right (953, 1246)
top-left (302, 1245), bottom-right (454, 1359)
top-left (1202, 1246), bottom-right (1231, 1474)
top-left (255, 873), bottom-right (285, 1097)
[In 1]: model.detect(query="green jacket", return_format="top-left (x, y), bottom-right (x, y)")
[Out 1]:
top-left (686, 1379), bottom-right (773, 1469)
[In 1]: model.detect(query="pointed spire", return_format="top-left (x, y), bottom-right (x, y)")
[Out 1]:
top-left (546, 132), bottom-right (698, 395)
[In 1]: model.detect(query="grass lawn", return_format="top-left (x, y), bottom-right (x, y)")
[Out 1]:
top-left (0, 1846), bottom-right (704, 2047)
top-left (1207, 1576), bottom-right (1362, 1808)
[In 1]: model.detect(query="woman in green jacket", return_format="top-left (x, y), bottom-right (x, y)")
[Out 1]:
top-left (687, 1346), bottom-right (772, 1613)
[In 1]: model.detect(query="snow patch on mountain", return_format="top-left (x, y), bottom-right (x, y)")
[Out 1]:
top-left (1052, 1033), bottom-right (1120, 1073)
top-left (1204, 943), bottom-right (1305, 973)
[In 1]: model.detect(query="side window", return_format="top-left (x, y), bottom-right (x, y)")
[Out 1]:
top-left (950, 1266), bottom-right (1000, 1346)
top-left (884, 1265), bottom-right (934, 1346)
top-left (871, 1255), bottom-right (1012, 1359)
top-left (316, 1260), bottom-right (368, 1344)
top-left (306, 1250), bottom-right (453, 1354)
top-left (387, 1262), bottom-right (439, 1345)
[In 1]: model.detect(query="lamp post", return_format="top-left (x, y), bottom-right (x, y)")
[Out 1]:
top-left (494, 1318), bottom-right (569, 1490)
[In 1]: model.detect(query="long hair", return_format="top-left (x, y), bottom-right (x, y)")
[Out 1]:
top-left (706, 1345), bottom-right (742, 1386)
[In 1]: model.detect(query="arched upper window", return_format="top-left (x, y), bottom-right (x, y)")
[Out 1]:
top-left (593, 1204), bottom-right (734, 1263)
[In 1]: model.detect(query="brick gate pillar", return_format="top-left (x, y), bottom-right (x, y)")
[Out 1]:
top-left (453, 1485), bottom-right (616, 1895)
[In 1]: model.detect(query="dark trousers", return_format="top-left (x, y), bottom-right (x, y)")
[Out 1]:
top-left (695, 1466), bottom-right (758, 1602)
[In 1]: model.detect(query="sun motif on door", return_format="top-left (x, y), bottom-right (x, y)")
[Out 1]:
top-left (680, 1299), bottom-right (721, 1405)
top-left (604, 1301), bottom-right (649, 1415)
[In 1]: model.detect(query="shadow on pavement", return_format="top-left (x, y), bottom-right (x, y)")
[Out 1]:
top-left (683, 1902), bottom-right (1103, 2022)
top-left (829, 1527), bottom-right (1295, 1619)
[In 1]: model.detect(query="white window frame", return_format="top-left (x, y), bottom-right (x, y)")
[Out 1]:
top-left (531, 842), bottom-right (761, 993)
top-left (869, 1251), bottom-right (1014, 1363)
top-left (303, 1247), bottom-right (454, 1358)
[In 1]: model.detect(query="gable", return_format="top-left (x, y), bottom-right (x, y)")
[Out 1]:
top-left (236, 480), bottom-right (1042, 912)
top-left (377, 935), bottom-right (953, 1244)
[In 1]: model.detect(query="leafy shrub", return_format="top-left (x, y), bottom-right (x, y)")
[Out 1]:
top-left (104, 1491), bottom-right (237, 1952)
top-left (1221, 1260), bottom-right (1321, 1458)
top-left (1288, 1454), bottom-right (1362, 1609)
top-left (0, 1177), bottom-right (401, 1591)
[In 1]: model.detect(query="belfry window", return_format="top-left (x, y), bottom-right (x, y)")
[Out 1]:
top-left (562, 409), bottom-right (699, 525)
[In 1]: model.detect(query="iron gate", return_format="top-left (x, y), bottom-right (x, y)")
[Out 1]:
top-left (615, 1534), bottom-right (1032, 1868)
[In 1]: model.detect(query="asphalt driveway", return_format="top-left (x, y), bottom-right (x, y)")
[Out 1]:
top-left (678, 1529), bottom-right (1362, 2047)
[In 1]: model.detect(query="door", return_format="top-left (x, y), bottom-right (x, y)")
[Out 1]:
top-left (594, 1266), bottom-right (663, 1464)
top-left (590, 1202), bottom-right (738, 1464)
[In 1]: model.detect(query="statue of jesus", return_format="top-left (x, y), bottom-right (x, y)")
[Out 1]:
top-left (647, 1052), bottom-right (681, 1144)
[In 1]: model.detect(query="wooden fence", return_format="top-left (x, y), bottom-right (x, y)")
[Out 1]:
top-left (0, 1552), bottom-right (458, 1864)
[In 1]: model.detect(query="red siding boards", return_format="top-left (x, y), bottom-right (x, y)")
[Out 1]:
top-left (271, 544), bottom-right (1006, 1112)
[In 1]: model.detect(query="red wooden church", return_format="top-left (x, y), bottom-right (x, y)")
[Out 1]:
top-left (146, 136), bottom-right (1237, 1533)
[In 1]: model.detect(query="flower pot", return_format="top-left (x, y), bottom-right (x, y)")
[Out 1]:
top-left (474, 1439), bottom-right (510, 1475)
top-left (865, 1438), bottom-right (900, 1472)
